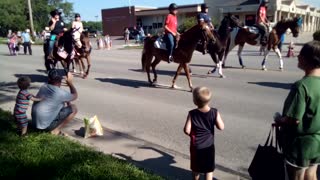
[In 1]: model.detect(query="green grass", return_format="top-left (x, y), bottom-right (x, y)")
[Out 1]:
top-left (0, 109), bottom-right (163, 180)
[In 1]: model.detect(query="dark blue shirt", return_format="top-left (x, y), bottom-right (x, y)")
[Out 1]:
top-left (197, 13), bottom-right (212, 24)
top-left (189, 108), bottom-right (217, 149)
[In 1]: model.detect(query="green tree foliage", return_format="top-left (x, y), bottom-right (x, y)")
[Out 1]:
top-left (0, 0), bottom-right (73, 36)
top-left (83, 21), bottom-right (103, 31)
top-left (0, 0), bottom-right (27, 35)
top-left (178, 16), bottom-right (220, 33)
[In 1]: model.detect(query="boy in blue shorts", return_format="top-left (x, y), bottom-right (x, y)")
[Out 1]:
top-left (14, 77), bottom-right (42, 136)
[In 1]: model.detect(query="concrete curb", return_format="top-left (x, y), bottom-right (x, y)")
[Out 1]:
top-left (64, 118), bottom-right (249, 180)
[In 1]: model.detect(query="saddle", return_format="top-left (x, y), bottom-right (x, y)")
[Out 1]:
top-left (154, 35), bottom-right (180, 51)
top-left (244, 26), bottom-right (260, 34)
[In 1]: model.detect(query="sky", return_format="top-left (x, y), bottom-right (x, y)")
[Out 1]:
top-left (68, 0), bottom-right (320, 21)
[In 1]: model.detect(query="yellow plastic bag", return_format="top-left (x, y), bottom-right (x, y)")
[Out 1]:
top-left (84, 115), bottom-right (103, 138)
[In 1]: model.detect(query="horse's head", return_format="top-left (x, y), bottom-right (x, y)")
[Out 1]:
top-left (81, 31), bottom-right (91, 52)
top-left (289, 17), bottom-right (303, 38)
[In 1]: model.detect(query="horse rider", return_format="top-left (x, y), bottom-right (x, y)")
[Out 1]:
top-left (255, 0), bottom-right (270, 44)
top-left (197, 3), bottom-right (214, 55)
top-left (47, 9), bottom-right (65, 60)
top-left (72, 13), bottom-right (84, 54)
top-left (164, 3), bottom-right (179, 63)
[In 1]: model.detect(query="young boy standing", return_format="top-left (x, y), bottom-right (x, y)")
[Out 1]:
top-left (14, 77), bottom-right (42, 136)
top-left (184, 87), bottom-right (225, 180)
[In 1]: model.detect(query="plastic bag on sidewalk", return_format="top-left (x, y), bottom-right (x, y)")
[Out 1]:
top-left (84, 115), bottom-right (103, 138)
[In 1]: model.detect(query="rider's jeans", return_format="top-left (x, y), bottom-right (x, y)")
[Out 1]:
top-left (165, 33), bottom-right (175, 57)
top-left (256, 22), bottom-right (268, 38)
top-left (48, 35), bottom-right (57, 55)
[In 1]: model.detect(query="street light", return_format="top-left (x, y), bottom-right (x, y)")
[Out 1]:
top-left (95, 15), bottom-right (98, 31)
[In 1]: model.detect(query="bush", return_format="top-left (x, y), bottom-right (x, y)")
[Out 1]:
top-left (314, 30), bottom-right (320, 41)
top-left (179, 16), bottom-right (220, 33)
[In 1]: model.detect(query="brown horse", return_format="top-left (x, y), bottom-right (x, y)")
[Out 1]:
top-left (224, 17), bottom-right (302, 71)
top-left (72, 31), bottom-right (92, 78)
top-left (141, 23), bottom-right (215, 91)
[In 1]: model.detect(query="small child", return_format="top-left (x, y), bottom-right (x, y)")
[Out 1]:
top-left (184, 87), bottom-right (225, 180)
top-left (14, 77), bottom-right (42, 136)
top-left (287, 41), bottom-right (295, 58)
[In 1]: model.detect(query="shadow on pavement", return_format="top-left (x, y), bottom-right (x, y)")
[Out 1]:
top-left (248, 82), bottom-right (292, 90)
top-left (95, 78), bottom-right (150, 88)
top-left (115, 146), bottom-right (193, 180)
top-left (14, 74), bottom-right (48, 83)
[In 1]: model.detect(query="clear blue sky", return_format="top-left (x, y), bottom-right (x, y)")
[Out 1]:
top-left (68, 0), bottom-right (203, 21)
top-left (68, 0), bottom-right (320, 21)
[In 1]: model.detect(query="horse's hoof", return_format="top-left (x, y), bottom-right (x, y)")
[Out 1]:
top-left (242, 66), bottom-right (246, 69)
top-left (279, 67), bottom-right (284, 72)
top-left (152, 81), bottom-right (158, 86)
top-left (172, 85), bottom-right (178, 89)
top-left (262, 67), bottom-right (267, 71)
top-left (219, 75), bottom-right (226, 78)
top-left (73, 69), bottom-right (77, 73)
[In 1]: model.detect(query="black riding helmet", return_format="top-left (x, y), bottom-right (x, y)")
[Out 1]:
top-left (50, 9), bottom-right (62, 17)
top-left (201, 3), bottom-right (209, 11)
top-left (75, 13), bottom-right (81, 18)
top-left (168, 3), bottom-right (178, 11)
top-left (260, 0), bottom-right (269, 5)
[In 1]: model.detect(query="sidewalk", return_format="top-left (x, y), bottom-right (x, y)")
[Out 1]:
top-left (63, 118), bottom-right (248, 180)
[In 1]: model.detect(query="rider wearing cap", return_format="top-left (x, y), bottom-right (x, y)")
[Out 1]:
top-left (48, 9), bottom-right (65, 59)
top-left (197, 3), bottom-right (214, 55)
top-left (72, 13), bottom-right (84, 53)
top-left (256, 0), bottom-right (269, 44)
top-left (164, 3), bottom-right (179, 63)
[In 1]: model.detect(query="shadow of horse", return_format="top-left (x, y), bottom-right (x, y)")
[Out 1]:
top-left (14, 74), bottom-right (48, 83)
top-left (95, 78), bottom-right (150, 88)
top-left (248, 82), bottom-right (292, 90)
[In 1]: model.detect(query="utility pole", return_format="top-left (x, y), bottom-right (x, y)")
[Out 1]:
top-left (27, 0), bottom-right (35, 38)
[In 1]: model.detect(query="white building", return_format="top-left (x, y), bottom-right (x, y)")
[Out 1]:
top-left (205, 0), bottom-right (320, 32)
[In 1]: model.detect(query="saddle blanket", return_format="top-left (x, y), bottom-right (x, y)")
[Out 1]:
top-left (244, 26), bottom-right (272, 34)
top-left (154, 37), bottom-right (167, 50)
top-left (57, 48), bottom-right (76, 59)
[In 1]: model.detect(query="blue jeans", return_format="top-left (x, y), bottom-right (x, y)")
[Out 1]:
top-left (48, 35), bottom-right (57, 55)
top-left (165, 33), bottom-right (175, 56)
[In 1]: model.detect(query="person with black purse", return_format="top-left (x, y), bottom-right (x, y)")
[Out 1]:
top-left (275, 41), bottom-right (320, 180)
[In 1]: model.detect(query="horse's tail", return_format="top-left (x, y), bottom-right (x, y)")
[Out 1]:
top-left (141, 36), bottom-right (151, 71)
top-left (141, 48), bottom-right (147, 72)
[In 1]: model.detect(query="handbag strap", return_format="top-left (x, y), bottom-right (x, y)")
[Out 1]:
top-left (264, 126), bottom-right (274, 146)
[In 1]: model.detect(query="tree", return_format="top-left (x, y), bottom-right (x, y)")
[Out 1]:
top-left (0, 0), bottom-right (74, 36)
top-left (0, 0), bottom-right (27, 36)
top-left (314, 30), bottom-right (320, 41)
top-left (83, 21), bottom-right (102, 31)
top-left (178, 16), bottom-right (220, 33)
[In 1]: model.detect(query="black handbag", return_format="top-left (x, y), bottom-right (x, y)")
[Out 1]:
top-left (248, 125), bottom-right (285, 180)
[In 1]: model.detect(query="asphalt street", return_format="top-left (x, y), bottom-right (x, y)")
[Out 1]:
top-left (0, 38), bottom-right (310, 176)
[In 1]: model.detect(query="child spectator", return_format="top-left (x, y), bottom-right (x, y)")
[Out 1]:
top-left (184, 87), bottom-right (224, 180)
top-left (14, 77), bottom-right (42, 136)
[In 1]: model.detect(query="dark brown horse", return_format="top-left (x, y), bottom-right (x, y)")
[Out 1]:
top-left (72, 31), bottom-right (92, 78)
top-left (44, 29), bottom-right (74, 74)
top-left (199, 15), bottom-right (241, 78)
top-left (141, 23), bottom-right (215, 91)
top-left (224, 17), bottom-right (302, 71)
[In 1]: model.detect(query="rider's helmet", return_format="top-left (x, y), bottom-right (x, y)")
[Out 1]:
top-left (75, 13), bottom-right (81, 18)
top-left (201, 3), bottom-right (209, 12)
top-left (168, 3), bottom-right (178, 12)
top-left (50, 9), bottom-right (61, 17)
top-left (260, 0), bottom-right (269, 5)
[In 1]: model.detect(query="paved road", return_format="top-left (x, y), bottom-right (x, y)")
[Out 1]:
top-left (0, 39), bottom-right (308, 176)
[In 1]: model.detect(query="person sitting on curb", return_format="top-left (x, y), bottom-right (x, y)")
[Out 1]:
top-left (32, 70), bottom-right (78, 136)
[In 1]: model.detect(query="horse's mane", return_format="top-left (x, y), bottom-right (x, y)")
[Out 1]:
top-left (180, 24), bottom-right (202, 41)
top-left (218, 17), bottom-right (230, 40)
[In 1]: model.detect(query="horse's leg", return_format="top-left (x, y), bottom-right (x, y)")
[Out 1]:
top-left (85, 55), bottom-right (91, 78)
top-left (151, 57), bottom-right (161, 84)
top-left (145, 56), bottom-right (153, 85)
top-left (172, 63), bottom-right (183, 89)
top-left (182, 63), bottom-right (193, 92)
top-left (238, 44), bottom-right (245, 68)
top-left (274, 48), bottom-right (284, 71)
top-left (261, 49), bottom-right (270, 71)
top-left (208, 53), bottom-right (218, 74)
